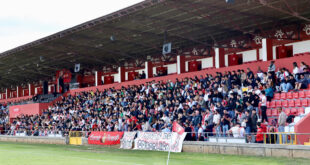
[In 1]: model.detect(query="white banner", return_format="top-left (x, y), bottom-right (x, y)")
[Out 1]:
top-left (120, 132), bottom-right (137, 149)
top-left (133, 132), bottom-right (186, 153)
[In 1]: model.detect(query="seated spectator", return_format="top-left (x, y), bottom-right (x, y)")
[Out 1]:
top-left (280, 75), bottom-right (295, 92)
top-left (295, 74), bottom-right (308, 90)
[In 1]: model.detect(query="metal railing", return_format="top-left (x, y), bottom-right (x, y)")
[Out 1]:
top-left (1, 130), bottom-right (310, 145)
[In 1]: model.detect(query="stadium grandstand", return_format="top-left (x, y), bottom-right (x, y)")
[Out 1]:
top-left (1, 0), bottom-right (310, 164)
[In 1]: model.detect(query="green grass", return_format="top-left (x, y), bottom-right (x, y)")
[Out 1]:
top-left (0, 142), bottom-right (307, 165)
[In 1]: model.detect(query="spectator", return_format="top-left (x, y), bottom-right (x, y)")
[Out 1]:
top-left (221, 110), bottom-right (231, 137)
top-left (213, 110), bottom-right (221, 137)
top-left (255, 122), bottom-right (264, 143)
top-left (277, 107), bottom-right (287, 144)
top-left (228, 123), bottom-right (244, 138)
top-left (260, 91), bottom-right (268, 123)
top-left (295, 74), bottom-right (308, 90)
top-left (265, 84), bottom-right (274, 101)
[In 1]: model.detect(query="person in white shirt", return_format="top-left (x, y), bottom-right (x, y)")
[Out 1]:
top-left (229, 123), bottom-right (244, 138)
top-left (260, 91), bottom-right (268, 123)
top-left (293, 62), bottom-right (299, 79)
top-left (213, 110), bottom-right (221, 137)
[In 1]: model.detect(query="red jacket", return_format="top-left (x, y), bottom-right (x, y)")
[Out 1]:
top-left (256, 127), bottom-right (264, 142)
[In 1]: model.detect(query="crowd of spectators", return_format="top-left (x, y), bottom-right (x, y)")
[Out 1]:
top-left (0, 61), bottom-right (309, 143)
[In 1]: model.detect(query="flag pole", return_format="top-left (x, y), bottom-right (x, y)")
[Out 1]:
top-left (166, 132), bottom-right (172, 165)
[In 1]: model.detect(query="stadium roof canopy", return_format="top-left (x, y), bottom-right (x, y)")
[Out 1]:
top-left (0, 0), bottom-right (310, 87)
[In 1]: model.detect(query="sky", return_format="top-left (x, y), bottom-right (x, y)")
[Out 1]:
top-left (0, 0), bottom-right (144, 53)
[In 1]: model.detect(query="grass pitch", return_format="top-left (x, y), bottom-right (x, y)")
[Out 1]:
top-left (0, 142), bottom-right (307, 165)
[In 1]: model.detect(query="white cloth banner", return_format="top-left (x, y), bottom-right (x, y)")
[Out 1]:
top-left (133, 132), bottom-right (186, 153)
top-left (120, 132), bottom-right (137, 149)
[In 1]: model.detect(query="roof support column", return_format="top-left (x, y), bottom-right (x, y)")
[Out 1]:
top-left (29, 83), bottom-right (34, 96)
top-left (118, 67), bottom-right (125, 83)
top-left (177, 55), bottom-right (186, 74)
top-left (17, 86), bottom-right (22, 97)
top-left (95, 71), bottom-right (103, 86)
top-left (262, 38), bottom-right (273, 61)
top-left (215, 48), bottom-right (225, 68)
top-left (5, 88), bottom-right (8, 99)
top-left (95, 71), bottom-right (98, 86)
top-left (145, 61), bottom-right (153, 79)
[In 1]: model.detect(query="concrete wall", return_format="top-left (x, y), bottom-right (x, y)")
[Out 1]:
top-left (0, 135), bottom-right (67, 145)
top-left (1, 136), bottom-right (310, 159)
top-left (183, 141), bottom-right (310, 159)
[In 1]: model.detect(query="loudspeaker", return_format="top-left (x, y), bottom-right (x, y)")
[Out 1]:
top-left (43, 81), bottom-right (48, 94)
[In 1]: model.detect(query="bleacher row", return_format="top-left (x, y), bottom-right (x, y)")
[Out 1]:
top-left (265, 86), bottom-right (310, 126)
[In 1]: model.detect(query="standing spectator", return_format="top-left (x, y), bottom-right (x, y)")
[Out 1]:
top-left (260, 91), bottom-right (268, 123)
top-left (250, 109), bottom-right (258, 139)
top-left (192, 110), bottom-right (202, 140)
top-left (268, 61), bottom-right (276, 81)
top-left (255, 122), bottom-right (264, 143)
top-left (228, 123), bottom-right (244, 138)
top-left (221, 110), bottom-right (231, 137)
top-left (265, 84), bottom-right (274, 101)
top-left (244, 110), bottom-right (252, 140)
top-left (213, 110), bottom-right (221, 137)
top-left (277, 107), bottom-right (287, 144)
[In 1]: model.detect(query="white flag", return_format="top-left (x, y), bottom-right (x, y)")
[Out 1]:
top-left (74, 64), bottom-right (80, 72)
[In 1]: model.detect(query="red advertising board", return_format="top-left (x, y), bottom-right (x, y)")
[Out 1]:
top-left (88, 132), bottom-right (124, 145)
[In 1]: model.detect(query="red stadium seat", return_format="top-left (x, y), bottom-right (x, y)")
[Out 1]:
top-left (266, 109), bottom-right (272, 117)
top-left (280, 93), bottom-right (286, 100)
top-left (271, 109), bottom-right (278, 116)
top-left (274, 93), bottom-right (280, 100)
top-left (270, 101), bottom-right (276, 108)
top-left (295, 99), bottom-right (301, 107)
top-left (267, 101), bottom-right (270, 108)
top-left (282, 100), bottom-right (288, 107)
top-left (293, 92), bottom-right (299, 99)
top-left (307, 91), bottom-right (310, 98)
top-left (286, 92), bottom-right (293, 99)
top-left (284, 108), bottom-right (291, 116)
top-left (288, 100), bottom-right (295, 107)
top-left (299, 91), bottom-right (306, 98)
top-left (298, 108), bottom-right (305, 115)
top-left (276, 101), bottom-right (282, 107)
top-left (302, 99), bottom-right (309, 107)
top-left (290, 108), bottom-right (298, 115)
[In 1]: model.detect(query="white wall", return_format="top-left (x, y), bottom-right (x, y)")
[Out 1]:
top-left (224, 55), bottom-right (228, 66)
top-left (197, 57), bottom-right (213, 68)
top-left (164, 63), bottom-right (177, 74)
top-left (273, 46), bottom-right (277, 60)
top-left (285, 40), bottom-right (310, 55)
top-left (242, 49), bottom-right (257, 62)
top-left (112, 73), bottom-right (119, 83)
